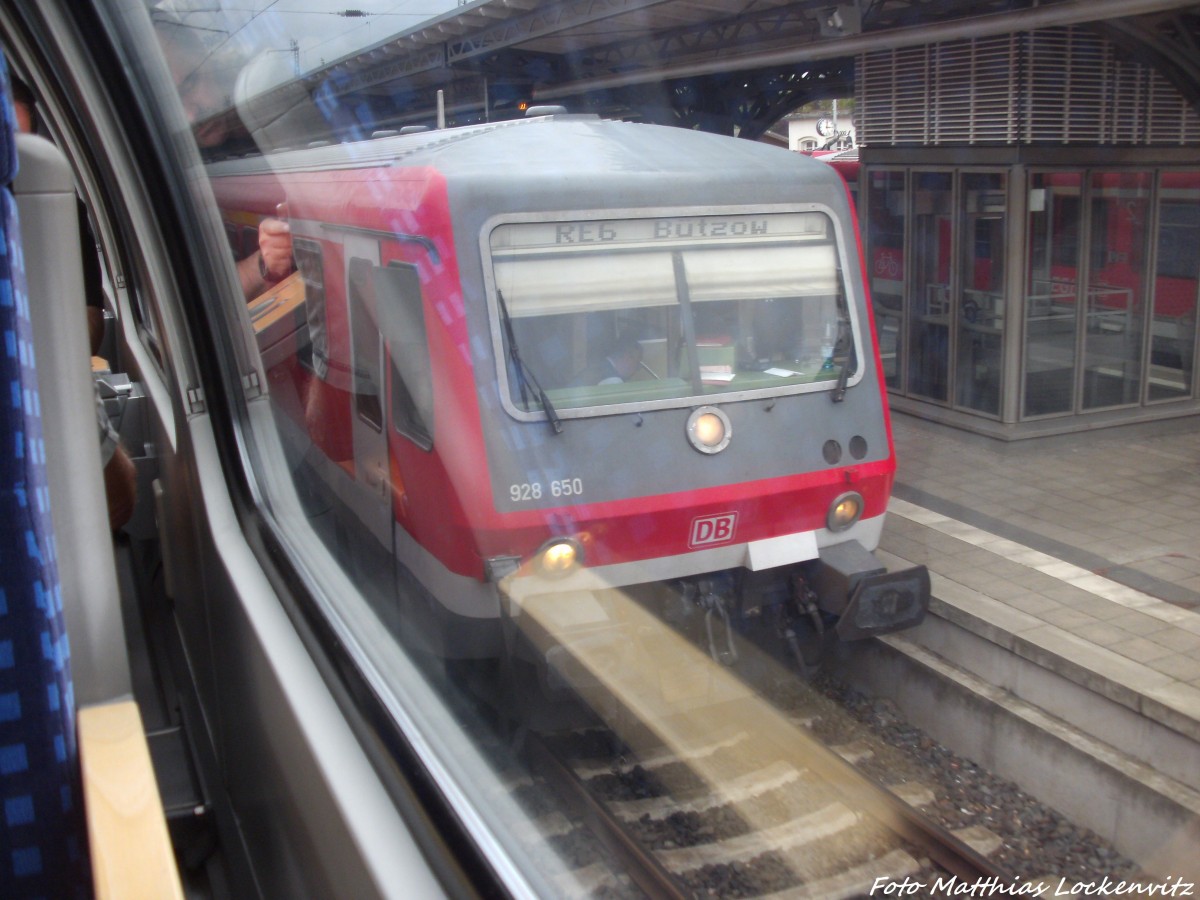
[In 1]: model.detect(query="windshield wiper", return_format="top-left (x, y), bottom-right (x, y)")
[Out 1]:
top-left (496, 290), bottom-right (562, 433)
top-left (831, 297), bottom-right (855, 403)
top-left (832, 337), bottom-right (855, 403)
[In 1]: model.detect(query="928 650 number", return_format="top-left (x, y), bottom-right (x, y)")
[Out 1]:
top-left (509, 478), bottom-right (584, 503)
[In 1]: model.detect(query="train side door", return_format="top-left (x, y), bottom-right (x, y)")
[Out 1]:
top-left (345, 234), bottom-right (392, 548)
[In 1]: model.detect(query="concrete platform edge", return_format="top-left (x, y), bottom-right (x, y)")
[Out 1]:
top-left (829, 636), bottom-right (1200, 881)
top-left (875, 548), bottom-right (1200, 792)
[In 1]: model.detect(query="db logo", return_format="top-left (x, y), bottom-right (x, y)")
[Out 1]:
top-left (689, 512), bottom-right (738, 549)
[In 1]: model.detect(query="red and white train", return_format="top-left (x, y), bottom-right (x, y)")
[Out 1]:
top-left (210, 112), bottom-right (929, 673)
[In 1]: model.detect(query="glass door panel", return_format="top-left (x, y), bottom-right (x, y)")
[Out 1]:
top-left (865, 169), bottom-right (906, 391)
top-left (1082, 172), bottom-right (1150, 410)
top-left (1148, 173), bottom-right (1199, 402)
top-left (907, 172), bottom-right (953, 401)
top-left (1023, 172), bottom-right (1082, 417)
top-left (955, 173), bottom-right (1005, 415)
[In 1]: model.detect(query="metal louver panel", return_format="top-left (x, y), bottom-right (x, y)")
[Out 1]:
top-left (856, 40), bottom-right (922, 146)
top-left (1144, 63), bottom-right (1200, 144)
top-left (1027, 28), bottom-right (1108, 143)
top-left (856, 26), bottom-right (1200, 147)
top-left (932, 34), bottom-right (1019, 144)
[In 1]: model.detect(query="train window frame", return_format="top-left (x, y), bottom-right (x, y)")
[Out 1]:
top-left (1, 29), bottom-right (196, 402)
top-left (481, 204), bottom-right (867, 425)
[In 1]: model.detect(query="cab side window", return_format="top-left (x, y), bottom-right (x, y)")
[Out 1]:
top-left (379, 261), bottom-right (432, 449)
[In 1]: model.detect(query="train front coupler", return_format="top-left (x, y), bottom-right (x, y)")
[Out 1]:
top-left (668, 574), bottom-right (741, 666)
top-left (807, 541), bottom-right (930, 640)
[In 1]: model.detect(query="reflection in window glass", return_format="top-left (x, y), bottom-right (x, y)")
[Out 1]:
top-left (19, 0), bottom-right (1198, 892)
top-left (91, 0), bottom-right (957, 894)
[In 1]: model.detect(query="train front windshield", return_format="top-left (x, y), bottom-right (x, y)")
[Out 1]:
top-left (490, 211), bottom-right (855, 416)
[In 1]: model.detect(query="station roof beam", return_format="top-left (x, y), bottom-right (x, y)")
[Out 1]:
top-left (206, 0), bottom-right (1200, 153)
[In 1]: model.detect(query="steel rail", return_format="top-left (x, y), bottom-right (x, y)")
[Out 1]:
top-left (523, 732), bottom-right (692, 900)
top-left (530, 703), bottom-right (1016, 894)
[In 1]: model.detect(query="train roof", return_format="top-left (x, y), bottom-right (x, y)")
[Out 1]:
top-left (207, 112), bottom-right (841, 192)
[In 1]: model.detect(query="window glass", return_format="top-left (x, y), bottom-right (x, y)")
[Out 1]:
top-left (1024, 171), bottom-right (1083, 417)
top-left (31, 0), bottom-right (1195, 891)
top-left (24, 0), bottom-right (1191, 891)
top-left (1149, 174), bottom-right (1199, 402)
top-left (67, 0), bottom-right (1024, 894)
top-left (491, 213), bottom-right (855, 417)
top-left (1083, 171), bottom-right (1151, 410)
top-left (865, 169), bottom-right (906, 391)
top-left (348, 256), bottom-right (384, 432)
top-left (380, 261), bottom-right (434, 448)
top-left (907, 171), bottom-right (953, 401)
top-left (955, 172), bottom-right (1006, 416)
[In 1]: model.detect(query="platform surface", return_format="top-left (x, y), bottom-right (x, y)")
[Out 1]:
top-left (880, 412), bottom-right (1200, 737)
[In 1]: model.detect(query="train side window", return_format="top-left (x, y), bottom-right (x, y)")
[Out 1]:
top-left (348, 256), bottom-right (383, 432)
top-left (378, 261), bottom-right (433, 449)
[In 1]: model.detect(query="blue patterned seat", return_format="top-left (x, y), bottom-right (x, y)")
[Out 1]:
top-left (0, 56), bottom-right (88, 898)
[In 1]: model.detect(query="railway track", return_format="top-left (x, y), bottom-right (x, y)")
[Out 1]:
top-left (494, 589), bottom-right (1018, 897)
top-left (519, 700), bottom-right (1012, 899)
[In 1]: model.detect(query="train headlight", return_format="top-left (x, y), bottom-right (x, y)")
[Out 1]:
top-left (536, 538), bottom-right (583, 577)
top-left (687, 406), bottom-right (732, 454)
top-left (827, 492), bottom-right (864, 532)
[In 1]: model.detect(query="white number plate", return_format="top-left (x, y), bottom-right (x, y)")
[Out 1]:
top-left (509, 478), bottom-right (584, 503)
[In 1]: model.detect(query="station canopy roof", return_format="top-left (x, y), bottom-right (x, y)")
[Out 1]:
top-left (200, 0), bottom-right (1200, 153)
